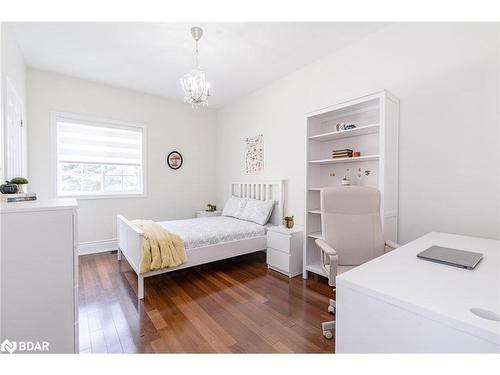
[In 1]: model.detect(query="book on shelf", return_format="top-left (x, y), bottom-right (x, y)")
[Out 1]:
top-left (332, 150), bottom-right (353, 158)
top-left (0, 192), bottom-right (37, 202)
top-left (332, 149), bottom-right (353, 153)
top-left (332, 155), bottom-right (353, 159)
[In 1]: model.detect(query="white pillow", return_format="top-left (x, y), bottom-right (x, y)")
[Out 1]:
top-left (222, 196), bottom-right (248, 218)
top-left (238, 199), bottom-right (275, 225)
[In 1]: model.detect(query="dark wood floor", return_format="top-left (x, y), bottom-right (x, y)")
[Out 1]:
top-left (78, 251), bottom-right (335, 353)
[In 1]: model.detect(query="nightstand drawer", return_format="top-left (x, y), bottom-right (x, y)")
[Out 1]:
top-left (267, 248), bottom-right (290, 273)
top-left (267, 231), bottom-right (290, 253)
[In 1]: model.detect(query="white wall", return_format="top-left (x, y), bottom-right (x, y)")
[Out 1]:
top-left (27, 69), bottom-right (218, 251)
top-left (0, 24), bottom-right (26, 338)
top-left (1, 23), bottom-right (27, 181)
top-left (216, 23), bottom-right (500, 243)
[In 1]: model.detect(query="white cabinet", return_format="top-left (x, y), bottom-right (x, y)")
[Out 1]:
top-left (0, 199), bottom-right (78, 353)
top-left (266, 226), bottom-right (303, 277)
top-left (196, 210), bottom-right (222, 218)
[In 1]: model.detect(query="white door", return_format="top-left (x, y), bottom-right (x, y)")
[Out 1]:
top-left (5, 78), bottom-right (26, 180)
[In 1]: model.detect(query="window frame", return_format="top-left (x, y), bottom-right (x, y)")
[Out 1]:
top-left (51, 112), bottom-right (147, 199)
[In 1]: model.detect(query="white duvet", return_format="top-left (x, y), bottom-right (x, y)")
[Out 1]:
top-left (157, 216), bottom-right (267, 249)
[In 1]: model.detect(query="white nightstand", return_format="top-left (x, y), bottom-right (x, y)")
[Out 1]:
top-left (266, 225), bottom-right (303, 278)
top-left (196, 210), bottom-right (222, 218)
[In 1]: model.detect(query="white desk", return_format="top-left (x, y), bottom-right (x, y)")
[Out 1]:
top-left (336, 232), bottom-right (500, 353)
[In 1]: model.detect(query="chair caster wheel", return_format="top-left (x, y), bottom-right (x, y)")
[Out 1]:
top-left (323, 330), bottom-right (333, 339)
top-left (328, 306), bottom-right (335, 314)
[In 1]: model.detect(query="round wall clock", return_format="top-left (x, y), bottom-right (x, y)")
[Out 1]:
top-left (167, 151), bottom-right (183, 170)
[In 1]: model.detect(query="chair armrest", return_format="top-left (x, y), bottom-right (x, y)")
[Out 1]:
top-left (315, 239), bottom-right (337, 256)
top-left (316, 239), bottom-right (338, 287)
top-left (385, 240), bottom-right (400, 251)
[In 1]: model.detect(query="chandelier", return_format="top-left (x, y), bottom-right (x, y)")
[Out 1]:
top-left (180, 27), bottom-right (211, 108)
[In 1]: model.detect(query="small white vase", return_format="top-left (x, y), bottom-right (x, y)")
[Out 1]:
top-left (341, 177), bottom-right (350, 186)
top-left (17, 184), bottom-right (25, 194)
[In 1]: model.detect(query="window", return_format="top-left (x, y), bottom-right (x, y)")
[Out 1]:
top-left (54, 114), bottom-right (145, 197)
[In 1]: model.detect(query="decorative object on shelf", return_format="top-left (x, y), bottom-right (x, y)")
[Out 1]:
top-left (335, 123), bottom-right (356, 131)
top-left (283, 216), bottom-right (295, 229)
top-left (0, 180), bottom-right (19, 194)
top-left (206, 203), bottom-right (217, 212)
top-left (341, 176), bottom-right (351, 186)
top-left (0, 192), bottom-right (37, 202)
top-left (10, 177), bottom-right (29, 194)
top-left (245, 134), bottom-right (264, 173)
top-left (167, 151), bottom-right (183, 170)
top-left (357, 168), bottom-right (372, 179)
top-left (329, 171), bottom-right (336, 177)
top-left (332, 149), bottom-right (353, 158)
top-left (180, 27), bottom-right (211, 108)
top-left (352, 151), bottom-right (361, 157)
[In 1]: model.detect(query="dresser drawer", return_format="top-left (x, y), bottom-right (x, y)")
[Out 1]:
top-left (267, 248), bottom-right (290, 273)
top-left (267, 231), bottom-right (290, 253)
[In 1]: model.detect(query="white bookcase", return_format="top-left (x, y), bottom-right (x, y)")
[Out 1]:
top-left (303, 90), bottom-right (399, 278)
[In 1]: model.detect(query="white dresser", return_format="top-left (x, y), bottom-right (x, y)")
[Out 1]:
top-left (336, 232), bottom-right (500, 353)
top-left (0, 199), bottom-right (78, 353)
top-left (266, 225), bottom-right (303, 277)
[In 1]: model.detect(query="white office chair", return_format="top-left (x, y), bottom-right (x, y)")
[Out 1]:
top-left (315, 186), bottom-right (399, 339)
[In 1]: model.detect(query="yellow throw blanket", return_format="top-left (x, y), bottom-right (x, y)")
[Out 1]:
top-left (132, 220), bottom-right (187, 274)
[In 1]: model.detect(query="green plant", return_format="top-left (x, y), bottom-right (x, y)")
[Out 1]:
top-left (10, 177), bottom-right (29, 185)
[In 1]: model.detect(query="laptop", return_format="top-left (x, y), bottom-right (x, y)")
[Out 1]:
top-left (417, 246), bottom-right (483, 269)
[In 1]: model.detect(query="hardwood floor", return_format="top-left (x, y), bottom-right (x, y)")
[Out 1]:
top-left (79, 251), bottom-right (335, 353)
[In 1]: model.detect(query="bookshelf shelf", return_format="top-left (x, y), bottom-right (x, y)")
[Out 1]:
top-left (308, 123), bottom-right (379, 142)
top-left (303, 90), bottom-right (399, 280)
top-left (305, 262), bottom-right (327, 277)
top-left (308, 155), bottom-right (379, 165)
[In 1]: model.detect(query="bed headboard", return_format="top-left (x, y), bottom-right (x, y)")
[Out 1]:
top-left (230, 180), bottom-right (284, 226)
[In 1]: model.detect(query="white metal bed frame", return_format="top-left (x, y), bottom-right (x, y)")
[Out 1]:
top-left (117, 180), bottom-right (284, 299)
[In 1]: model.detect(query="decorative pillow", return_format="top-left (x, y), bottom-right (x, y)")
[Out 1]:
top-left (222, 196), bottom-right (248, 218)
top-left (238, 199), bottom-right (275, 225)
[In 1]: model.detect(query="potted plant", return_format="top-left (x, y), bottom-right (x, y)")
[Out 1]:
top-left (10, 177), bottom-right (29, 194)
top-left (283, 216), bottom-right (294, 229)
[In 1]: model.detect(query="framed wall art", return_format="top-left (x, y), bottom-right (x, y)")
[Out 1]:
top-left (245, 134), bottom-right (264, 173)
top-left (167, 151), bottom-right (183, 170)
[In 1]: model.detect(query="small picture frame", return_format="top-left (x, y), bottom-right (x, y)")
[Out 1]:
top-left (167, 151), bottom-right (183, 170)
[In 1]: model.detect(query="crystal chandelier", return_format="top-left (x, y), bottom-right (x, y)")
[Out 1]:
top-left (180, 27), bottom-right (211, 108)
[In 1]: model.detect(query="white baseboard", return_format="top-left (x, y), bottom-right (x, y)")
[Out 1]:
top-left (78, 238), bottom-right (118, 256)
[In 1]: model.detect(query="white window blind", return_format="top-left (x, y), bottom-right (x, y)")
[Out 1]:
top-left (55, 115), bottom-right (145, 197)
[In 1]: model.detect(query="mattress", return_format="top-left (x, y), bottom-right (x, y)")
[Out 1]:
top-left (157, 216), bottom-right (267, 249)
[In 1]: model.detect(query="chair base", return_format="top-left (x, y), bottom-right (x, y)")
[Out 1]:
top-left (322, 299), bottom-right (336, 339)
top-left (328, 298), bottom-right (336, 314)
top-left (322, 320), bottom-right (335, 339)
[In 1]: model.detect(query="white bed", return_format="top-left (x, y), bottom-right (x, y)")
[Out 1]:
top-left (116, 181), bottom-right (284, 299)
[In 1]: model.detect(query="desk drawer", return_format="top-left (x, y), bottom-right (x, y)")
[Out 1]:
top-left (267, 231), bottom-right (290, 253)
top-left (267, 248), bottom-right (290, 273)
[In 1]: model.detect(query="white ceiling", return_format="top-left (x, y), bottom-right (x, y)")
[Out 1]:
top-left (10, 22), bottom-right (388, 108)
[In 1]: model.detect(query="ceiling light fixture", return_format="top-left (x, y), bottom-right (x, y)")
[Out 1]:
top-left (180, 27), bottom-right (211, 108)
